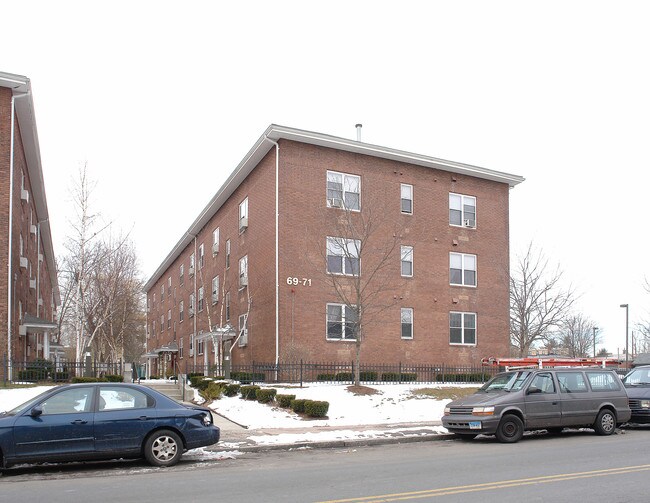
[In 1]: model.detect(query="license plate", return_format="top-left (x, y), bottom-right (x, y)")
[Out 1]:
top-left (469, 421), bottom-right (482, 430)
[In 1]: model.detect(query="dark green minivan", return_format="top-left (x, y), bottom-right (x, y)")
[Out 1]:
top-left (442, 368), bottom-right (631, 443)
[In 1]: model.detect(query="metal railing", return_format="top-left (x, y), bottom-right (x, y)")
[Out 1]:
top-left (2, 355), bottom-right (123, 386)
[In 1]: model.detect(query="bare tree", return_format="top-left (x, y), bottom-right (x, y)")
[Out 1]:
top-left (558, 313), bottom-right (599, 358)
top-left (510, 243), bottom-right (576, 357)
top-left (313, 190), bottom-right (404, 386)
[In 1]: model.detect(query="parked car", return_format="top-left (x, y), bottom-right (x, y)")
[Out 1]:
top-left (442, 368), bottom-right (631, 443)
top-left (0, 383), bottom-right (220, 468)
top-left (622, 365), bottom-right (650, 423)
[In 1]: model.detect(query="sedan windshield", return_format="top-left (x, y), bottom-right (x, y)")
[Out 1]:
top-left (480, 371), bottom-right (531, 392)
top-left (623, 368), bottom-right (650, 386)
top-left (4, 389), bottom-right (54, 416)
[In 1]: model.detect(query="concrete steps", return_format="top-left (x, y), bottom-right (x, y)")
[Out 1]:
top-left (144, 380), bottom-right (184, 401)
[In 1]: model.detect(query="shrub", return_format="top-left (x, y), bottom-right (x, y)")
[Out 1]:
top-left (200, 381), bottom-right (225, 401)
top-left (276, 394), bottom-right (296, 408)
top-left (190, 375), bottom-right (206, 388)
top-left (224, 383), bottom-right (240, 397)
top-left (436, 373), bottom-right (489, 383)
top-left (335, 372), bottom-right (353, 382)
top-left (51, 371), bottom-right (69, 382)
top-left (231, 372), bottom-right (265, 384)
top-left (304, 400), bottom-right (329, 418)
top-left (240, 385), bottom-right (261, 400)
top-left (256, 388), bottom-right (277, 404)
top-left (359, 371), bottom-right (378, 382)
top-left (71, 377), bottom-right (108, 383)
top-left (317, 373), bottom-right (336, 381)
top-left (381, 372), bottom-right (417, 382)
top-left (105, 374), bottom-right (123, 382)
top-left (290, 398), bottom-right (308, 414)
top-left (196, 379), bottom-right (213, 391)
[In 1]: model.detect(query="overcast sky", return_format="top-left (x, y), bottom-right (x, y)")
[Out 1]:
top-left (3, 1), bottom-right (649, 356)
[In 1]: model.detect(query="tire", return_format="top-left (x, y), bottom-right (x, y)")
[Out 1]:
top-left (495, 414), bottom-right (524, 443)
top-left (144, 429), bottom-right (183, 467)
top-left (454, 433), bottom-right (477, 441)
top-left (593, 409), bottom-right (616, 436)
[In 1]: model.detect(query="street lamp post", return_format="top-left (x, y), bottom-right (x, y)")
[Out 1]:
top-left (593, 326), bottom-right (598, 358)
top-left (620, 304), bottom-right (629, 368)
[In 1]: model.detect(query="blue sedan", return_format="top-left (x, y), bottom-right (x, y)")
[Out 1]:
top-left (0, 383), bottom-right (220, 468)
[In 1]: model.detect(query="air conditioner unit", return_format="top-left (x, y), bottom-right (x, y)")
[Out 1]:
top-left (240, 275), bottom-right (248, 287)
top-left (212, 243), bottom-right (219, 255)
top-left (189, 265), bottom-right (195, 277)
top-left (239, 217), bottom-right (248, 230)
top-left (29, 279), bottom-right (36, 290)
top-left (30, 224), bottom-right (37, 235)
top-left (189, 307), bottom-right (195, 318)
top-left (329, 198), bottom-right (344, 208)
top-left (464, 219), bottom-right (474, 227)
top-left (38, 253), bottom-right (43, 263)
top-left (38, 297), bottom-right (43, 307)
top-left (19, 256), bottom-right (28, 269)
top-left (21, 189), bottom-right (29, 203)
top-left (238, 330), bottom-right (248, 347)
top-left (212, 294), bottom-right (218, 304)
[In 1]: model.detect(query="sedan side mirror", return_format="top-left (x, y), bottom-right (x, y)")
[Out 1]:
top-left (30, 406), bottom-right (43, 417)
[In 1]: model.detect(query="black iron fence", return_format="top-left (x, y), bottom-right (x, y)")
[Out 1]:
top-left (183, 361), bottom-right (500, 386)
top-left (2, 356), bottom-right (123, 386)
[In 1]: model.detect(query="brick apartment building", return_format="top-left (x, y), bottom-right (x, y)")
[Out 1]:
top-left (144, 125), bottom-right (523, 376)
top-left (0, 72), bottom-right (60, 378)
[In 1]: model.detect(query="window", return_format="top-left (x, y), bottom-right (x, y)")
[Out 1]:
top-left (401, 184), bottom-right (413, 214)
top-left (160, 315), bottom-right (164, 332)
top-left (586, 371), bottom-right (621, 391)
top-left (198, 244), bottom-right (205, 269)
top-left (161, 284), bottom-right (164, 299)
top-left (449, 193), bottom-right (476, 228)
top-left (449, 312), bottom-right (476, 345)
top-left (152, 320), bottom-right (156, 336)
top-left (153, 293), bottom-right (156, 305)
top-left (212, 276), bottom-right (219, 304)
top-left (401, 246), bottom-right (413, 277)
top-left (40, 387), bottom-right (93, 414)
top-left (239, 255), bottom-right (248, 288)
top-left (239, 197), bottom-right (249, 232)
top-left (99, 387), bottom-right (151, 411)
top-left (401, 308), bottom-right (413, 339)
top-left (167, 276), bottom-right (172, 295)
top-left (197, 336), bottom-right (204, 355)
top-left (225, 291), bottom-right (230, 321)
top-left (226, 239), bottom-right (231, 269)
top-left (327, 303), bottom-right (358, 340)
top-left (198, 287), bottom-right (204, 312)
top-left (189, 293), bottom-right (195, 317)
top-left (189, 334), bottom-right (194, 356)
top-left (167, 309), bottom-right (171, 330)
top-left (179, 337), bottom-right (184, 359)
top-left (179, 300), bottom-right (184, 322)
top-left (179, 264), bottom-right (184, 286)
top-left (529, 373), bottom-right (556, 394)
top-left (450, 253), bottom-right (477, 286)
top-left (212, 227), bottom-right (220, 255)
top-left (238, 314), bottom-right (248, 347)
top-left (326, 237), bottom-right (360, 275)
top-left (189, 253), bottom-right (195, 276)
top-left (327, 171), bottom-right (360, 210)
top-left (557, 372), bottom-right (588, 393)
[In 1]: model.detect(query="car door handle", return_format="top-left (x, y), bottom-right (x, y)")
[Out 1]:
top-left (71, 419), bottom-right (88, 425)
top-left (552, 402), bottom-right (558, 406)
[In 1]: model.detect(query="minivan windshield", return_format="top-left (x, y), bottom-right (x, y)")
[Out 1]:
top-left (622, 367), bottom-right (650, 386)
top-left (480, 371), bottom-right (531, 392)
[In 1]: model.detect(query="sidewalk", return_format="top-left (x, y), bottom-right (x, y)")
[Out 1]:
top-left (208, 412), bottom-right (453, 452)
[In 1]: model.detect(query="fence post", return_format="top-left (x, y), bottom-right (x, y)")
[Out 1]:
top-left (399, 362), bottom-right (402, 384)
top-left (300, 359), bottom-right (303, 388)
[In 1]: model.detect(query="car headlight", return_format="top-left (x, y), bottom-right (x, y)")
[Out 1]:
top-left (641, 400), bottom-right (650, 409)
top-left (202, 412), bottom-right (212, 426)
top-left (472, 406), bottom-right (495, 416)
top-left (444, 406), bottom-right (451, 415)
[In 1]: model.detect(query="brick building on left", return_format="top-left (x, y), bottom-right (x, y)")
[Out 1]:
top-left (0, 72), bottom-right (60, 378)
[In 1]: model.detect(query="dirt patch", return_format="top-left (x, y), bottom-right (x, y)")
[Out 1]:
top-left (347, 385), bottom-right (380, 396)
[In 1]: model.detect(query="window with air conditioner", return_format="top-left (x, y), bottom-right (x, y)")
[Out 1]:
top-left (449, 193), bottom-right (476, 228)
top-left (213, 227), bottom-right (220, 255)
top-left (327, 171), bottom-right (360, 210)
top-left (239, 197), bottom-right (249, 232)
top-left (326, 237), bottom-right (360, 275)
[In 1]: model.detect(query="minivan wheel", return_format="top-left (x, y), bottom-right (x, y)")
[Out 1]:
top-left (594, 409), bottom-right (616, 436)
top-left (144, 429), bottom-right (183, 467)
top-left (495, 414), bottom-right (524, 443)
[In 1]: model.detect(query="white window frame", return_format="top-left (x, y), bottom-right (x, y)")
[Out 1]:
top-left (189, 253), bottom-right (195, 277)
top-left (160, 314), bottom-right (164, 332)
top-left (198, 244), bottom-right (205, 269)
top-left (401, 308), bottom-right (413, 339)
top-left (179, 264), bottom-right (184, 285)
top-left (449, 312), bottom-right (477, 346)
top-left (225, 291), bottom-right (230, 321)
top-left (326, 171), bottom-right (361, 211)
top-left (198, 287), bottom-right (204, 312)
top-left (239, 197), bottom-right (249, 232)
top-left (226, 239), bottom-right (231, 269)
top-left (449, 193), bottom-right (477, 228)
top-left (326, 236), bottom-right (360, 276)
top-left (189, 334), bottom-right (194, 356)
top-left (167, 309), bottom-right (171, 330)
top-left (326, 303), bottom-right (358, 341)
top-left (179, 300), bottom-right (184, 322)
top-left (238, 313), bottom-right (248, 347)
top-left (161, 284), bottom-right (164, 299)
top-left (212, 227), bottom-right (220, 255)
top-left (189, 293), bottom-right (195, 317)
top-left (239, 255), bottom-right (248, 288)
top-left (179, 337), bottom-right (184, 359)
top-left (212, 276), bottom-right (219, 304)
top-left (401, 184), bottom-right (413, 215)
top-left (197, 336), bottom-right (204, 355)
top-left (167, 276), bottom-right (172, 294)
top-left (449, 252), bottom-right (477, 287)
top-left (401, 245), bottom-right (413, 277)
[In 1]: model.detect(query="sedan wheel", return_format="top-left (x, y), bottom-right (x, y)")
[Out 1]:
top-left (144, 430), bottom-right (183, 467)
top-left (594, 409), bottom-right (616, 436)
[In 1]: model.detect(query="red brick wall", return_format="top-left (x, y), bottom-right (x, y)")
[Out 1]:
top-left (147, 138), bottom-right (511, 369)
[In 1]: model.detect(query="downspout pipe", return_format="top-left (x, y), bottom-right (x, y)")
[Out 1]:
top-left (264, 137), bottom-right (280, 368)
top-left (7, 91), bottom-right (29, 381)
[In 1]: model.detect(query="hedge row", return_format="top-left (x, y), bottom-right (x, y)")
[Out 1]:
top-left (316, 372), bottom-right (417, 382)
